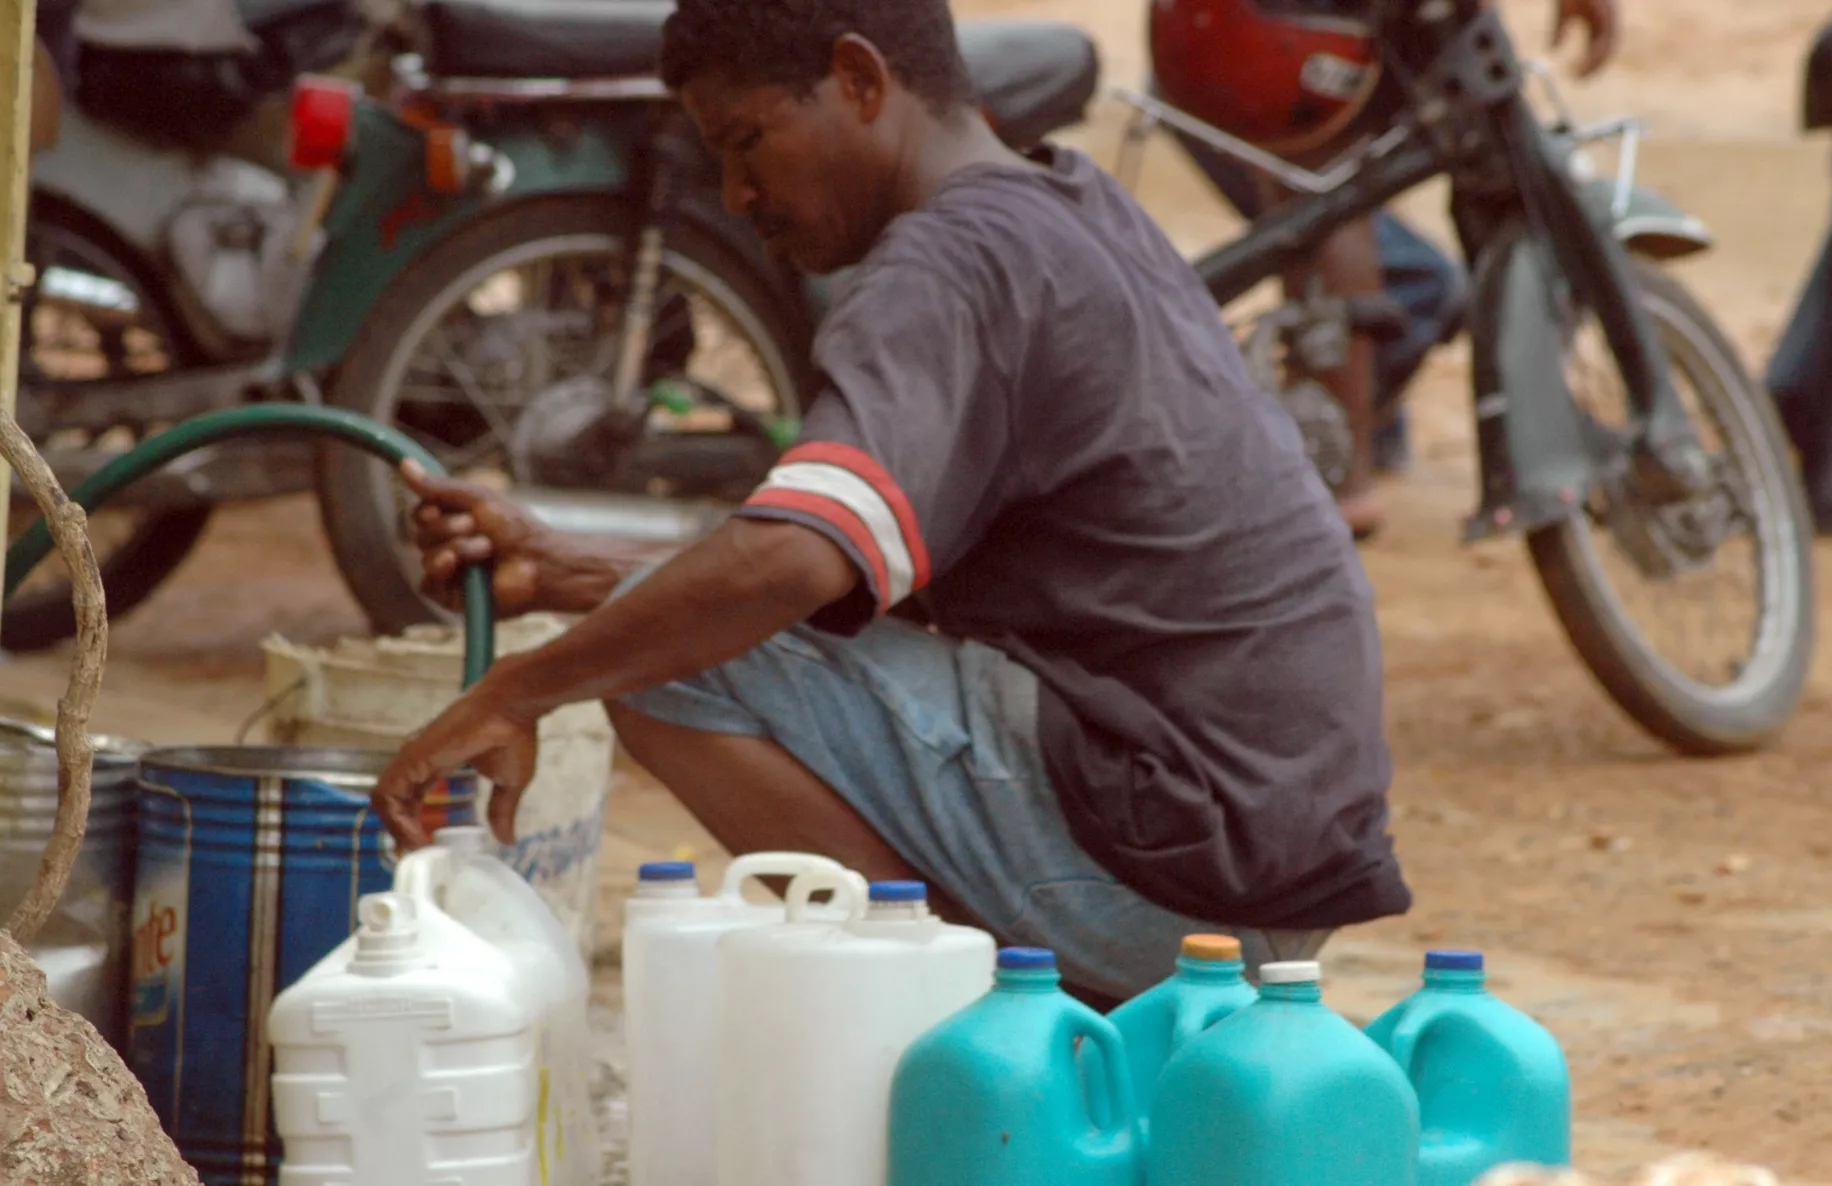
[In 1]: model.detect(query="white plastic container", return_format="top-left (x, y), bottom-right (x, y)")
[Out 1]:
top-left (714, 871), bottom-right (997, 1186)
top-left (623, 852), bottom-right (849, 1186)
top-left (268, 826), bottom-right (596, 1186)
top-left (263, 615), bottom-right (615, 961)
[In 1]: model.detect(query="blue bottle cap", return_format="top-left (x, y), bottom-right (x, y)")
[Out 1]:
top-left (868, 880), bottom-right (928, 902)
top-left (998, 947), bottom-right (1057, 971)
top-left (638, 861), bottom-right (697, 882)
top-left (1425, 950), bottom-right (1484, 972)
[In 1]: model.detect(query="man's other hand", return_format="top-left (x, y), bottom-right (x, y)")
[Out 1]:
top-left (372, 678), bottom-right (541, 849)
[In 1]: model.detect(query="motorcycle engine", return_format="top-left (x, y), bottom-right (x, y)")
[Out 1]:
top-left (511, 373), bottom-right (778, 503)
top-left (167, 159), bottom-right (320, 344)
top-left (1277, 376), bottom-right (1354, 493)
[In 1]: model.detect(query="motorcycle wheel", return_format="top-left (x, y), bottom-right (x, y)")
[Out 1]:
top-left (1527, 258), bottom-right (1815, 755)
top-left (317, 194), bottom-right (809, 636)
top-left (4, 203), bottom-right (214, 654)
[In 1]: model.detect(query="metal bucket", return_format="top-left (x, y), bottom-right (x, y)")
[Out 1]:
top-left (0, 717), bottom-right (145, 1049)
top-left (126, 746), bottom-right (478, 1186)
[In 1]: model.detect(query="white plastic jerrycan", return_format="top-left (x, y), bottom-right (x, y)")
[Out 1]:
top-left (623, 852), bottom-right (850, 1186)
top-left (715, 870), bottom-right (998, 1186)
top-left (268, 825), bottom-right (595, 1186)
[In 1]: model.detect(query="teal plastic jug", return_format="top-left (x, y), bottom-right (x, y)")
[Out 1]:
top-left (1364, 950), bottom-right (1571, 1186)
top-left (1148, 960), bottom-right (1419, 1186)
top-left (887, 947), bottom-right (1144, 1186)
top-left (1106, 933), bottom-right (1258, 1123)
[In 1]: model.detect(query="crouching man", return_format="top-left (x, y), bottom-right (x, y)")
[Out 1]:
top-left (370, 0), bottom-right (1410, 1006)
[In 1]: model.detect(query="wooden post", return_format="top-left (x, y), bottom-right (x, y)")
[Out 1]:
top-left (0, 0), bottom-right (38, 626)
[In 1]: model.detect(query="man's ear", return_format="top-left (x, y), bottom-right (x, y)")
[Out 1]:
top-left (829, 33), bottom-right (892, 122)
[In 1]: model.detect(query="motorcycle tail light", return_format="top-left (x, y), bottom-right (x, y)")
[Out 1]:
top-left (424, 124), bottom-right (470, 193)
top-left (290, 75), bottom-right (361, 171)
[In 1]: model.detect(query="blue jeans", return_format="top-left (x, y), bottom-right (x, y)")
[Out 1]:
top-left (614, 576), bottom-right (1330, 999)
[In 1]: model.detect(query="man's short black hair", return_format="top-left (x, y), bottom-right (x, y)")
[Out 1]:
top-left (659, 0), bottom-right (974, 113)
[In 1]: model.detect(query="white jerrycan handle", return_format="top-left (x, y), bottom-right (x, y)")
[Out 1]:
top-left (394, 845), bottom-right (454, 911)
top-left (717, 851), bottom-right (847, 903)
top-left (784, 868), bottom-right (870, 924)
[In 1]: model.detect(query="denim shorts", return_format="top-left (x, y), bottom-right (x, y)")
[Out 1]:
top-left (616, 599), bottom-right (1329, 999)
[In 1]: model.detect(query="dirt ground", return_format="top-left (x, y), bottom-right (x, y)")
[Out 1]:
top-left (9, 0), bottom-right (1832, 1181)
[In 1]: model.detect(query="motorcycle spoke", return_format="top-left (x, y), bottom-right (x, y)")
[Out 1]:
top-left (439, 431), bottom-right (510, 476)
top-left (1562, 289), bottom-right (1769, 691)
top-left (425, 325), bottom-right (521, 446)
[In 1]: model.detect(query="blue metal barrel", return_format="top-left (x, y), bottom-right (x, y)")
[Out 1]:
top-left (127, 746), bottom-right (478, 1186)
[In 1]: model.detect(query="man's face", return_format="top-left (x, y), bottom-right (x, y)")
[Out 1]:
top-left (681, 66), bottom-right (893, 275)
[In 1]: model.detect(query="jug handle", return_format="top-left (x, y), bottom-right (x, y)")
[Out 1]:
top-left (1071, 1012), bottom-right (1138, 1147)
top-left (718, 851), bottom-right (847, 903)
top-left (784, 867), bottom-right (869, 923)
top-left (394, 844), bottom-right (452, 909)
top-left (1384, 1011), bottom-right (1433, 1082)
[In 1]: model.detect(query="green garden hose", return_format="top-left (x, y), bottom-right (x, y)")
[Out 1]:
top-left (4, 405), bottom-right (497, 687)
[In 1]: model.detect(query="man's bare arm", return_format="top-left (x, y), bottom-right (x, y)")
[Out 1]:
top-left (370, 515), bottom-right (860, 845)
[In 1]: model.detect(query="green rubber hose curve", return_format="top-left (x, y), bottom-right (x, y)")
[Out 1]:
top-left (4, 405), bottom-right (497, 687)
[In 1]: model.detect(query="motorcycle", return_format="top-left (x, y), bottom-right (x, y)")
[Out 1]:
top-left (6, 3), bottom-right (1102, 650)
top-left (1104, 0), bottom-right (1813, 754)
top-left (6, 0), bottom-right (397, 651)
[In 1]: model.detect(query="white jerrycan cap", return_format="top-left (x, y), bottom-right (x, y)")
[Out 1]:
top-left (350, 892), bottom-right (430, 977)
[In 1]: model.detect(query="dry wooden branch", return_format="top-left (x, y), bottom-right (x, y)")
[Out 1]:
top-left (0, 411), bottom-right (106, 944)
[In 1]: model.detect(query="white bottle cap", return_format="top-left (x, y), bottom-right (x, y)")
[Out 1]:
top-left (1259, 960), bottom-right (1321, 985)
top-left (351, 892), bottom-right (427, 976)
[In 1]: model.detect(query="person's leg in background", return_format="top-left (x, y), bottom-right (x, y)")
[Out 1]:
top-left (1765, 213), bottom-right (1832, 533)
top-left (1369, 212), bottom-right (1470, 473)
top-left (1185, 135), bottom-right (1382, 533)
top-left (1277, 202), bottom-right (1387, 535)
top-left (1174, 133), bottom-right (1466, 502)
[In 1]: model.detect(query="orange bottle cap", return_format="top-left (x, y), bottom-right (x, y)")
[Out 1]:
top-left (1181, 934), bottom-right (1242, 962)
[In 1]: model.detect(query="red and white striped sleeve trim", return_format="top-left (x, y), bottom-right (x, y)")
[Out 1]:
top-left (742, 442), bottom-right (932, 608)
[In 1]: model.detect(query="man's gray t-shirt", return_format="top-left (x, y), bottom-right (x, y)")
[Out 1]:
top-left (737, 144), bottom-right (1409, 930)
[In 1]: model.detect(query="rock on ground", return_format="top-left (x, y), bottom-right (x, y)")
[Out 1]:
top-left (0, 931), bottom-right (199, 1185)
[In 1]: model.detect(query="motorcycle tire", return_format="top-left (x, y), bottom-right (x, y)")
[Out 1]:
top-left (316, 194), bottom-right (809, 637)
top-left (4, 199), bottom-right (216, 654)
top-left (1527, 258), bottom-right (1816, 756)
top-left (3, 508), bottom-right (214, 654)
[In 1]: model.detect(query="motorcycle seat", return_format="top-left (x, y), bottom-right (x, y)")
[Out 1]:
top-left (416, 1), bottom-right (1101, 142)
top-left (959, 20), bottom-right (1101, 148)
top-left (420, 0), bottom-right (673, 80)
